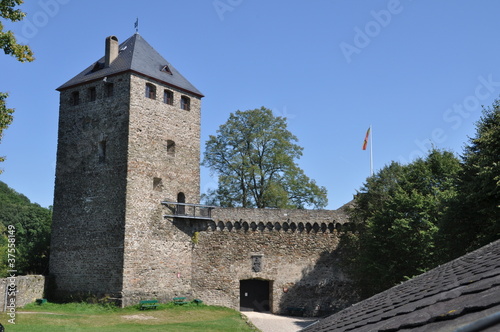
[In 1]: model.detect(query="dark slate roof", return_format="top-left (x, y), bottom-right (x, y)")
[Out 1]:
top-left (302, 240), bottom-right (500, 332)
top-left (57, 33), bottom-right (203, 97)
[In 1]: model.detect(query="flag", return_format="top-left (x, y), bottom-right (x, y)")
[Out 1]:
top-left (362, 127), bottom-right (370, 150)
top-left (134, 18), bottom-right (139, 31)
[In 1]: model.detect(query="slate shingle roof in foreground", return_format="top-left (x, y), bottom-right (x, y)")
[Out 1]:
top-left (57, 33), bottom-right (203, 97)
top-left (302, 239), bottom-right (500, 332)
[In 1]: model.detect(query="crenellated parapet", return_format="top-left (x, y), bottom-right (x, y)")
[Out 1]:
top-left (189, 206), bottom-right (355, 233)
top-left (205, 219), bottom-right (356, 233)
top-left (190, 203), bottom-right (359, 314)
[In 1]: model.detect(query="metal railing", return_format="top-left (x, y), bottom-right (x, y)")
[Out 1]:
top-left (161, 201), bottom-right (216, 220)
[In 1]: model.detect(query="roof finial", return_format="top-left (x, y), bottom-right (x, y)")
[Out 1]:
top-left (134, 17), bottom-right (139, 33)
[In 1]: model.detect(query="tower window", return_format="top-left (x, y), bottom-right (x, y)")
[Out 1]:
top-left (163, 89), bottom-right (173, 105)
top-left (88, 87), bottom-right (96, 102)
top-left (180, 96), bottom-right (190, 111)
top-left (167, 140), bottom-right (175, 157)
top-left (71, 91), bottom-right (80, 106)
top-left (145, 83), bottom-right (156, 99)
top-left (98, 140), bottom-right (107, 163)
top-left (105, 83), bottom-right (114, 98)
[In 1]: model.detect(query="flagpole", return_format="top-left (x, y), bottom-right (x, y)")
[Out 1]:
top-left (369, 125), bottom-right (373, 176)
top-left (362, 126), bottom-right (373, 176)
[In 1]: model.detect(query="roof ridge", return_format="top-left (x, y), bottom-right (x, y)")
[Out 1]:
top-left (57, 34), bottom-right (203, 97)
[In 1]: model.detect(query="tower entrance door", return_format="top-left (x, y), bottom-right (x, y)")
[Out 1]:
top-left (240, 279), bottom-right (270, 312)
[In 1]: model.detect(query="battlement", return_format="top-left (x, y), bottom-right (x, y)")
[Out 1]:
top-left (165, 205), bottom-right (354, 233)
top-left (204, 219), bottom-right (355, 233)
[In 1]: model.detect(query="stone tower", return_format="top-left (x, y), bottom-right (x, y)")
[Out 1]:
top-left (49, 34), bottom-right (203, 305)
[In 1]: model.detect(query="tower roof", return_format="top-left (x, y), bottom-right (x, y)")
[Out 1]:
top-left (57, 34), bottom-right (203, 97)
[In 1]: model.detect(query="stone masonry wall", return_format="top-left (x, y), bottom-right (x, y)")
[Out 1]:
top-left (0, 275), bottom-right (45, 311)
top-left (191, 207), bottom-right (358, 316)
top-left (49, 65), bottom-right (357, 314)
top-left (121, 74), bottom-right (202, 306)
top-left (49, 34), bottom-right (358, 314)
top-left (50, 73), bottom-right (131, 300)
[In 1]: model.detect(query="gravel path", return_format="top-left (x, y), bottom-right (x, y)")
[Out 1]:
top-left (243, 311), bottom-right (318, 332)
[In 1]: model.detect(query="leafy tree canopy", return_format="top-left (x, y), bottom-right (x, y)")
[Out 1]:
top-left (0, 0), bottom-right (34, 62)
top-left (0, 92), bottom-right (14, 165)
top-left (0, 0), bottom-right (34, 171)
top-left (346, 149), bottom-right (461, 298)
top-left (439, 102), bottom-right (500, 258)
top-left (0, 181), bottom-right (51, 276)
top-left (203, 107), bottom-right (328, 209)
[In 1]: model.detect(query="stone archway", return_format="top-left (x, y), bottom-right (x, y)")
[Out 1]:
top-left (240, 279), bottom-right (271, 312)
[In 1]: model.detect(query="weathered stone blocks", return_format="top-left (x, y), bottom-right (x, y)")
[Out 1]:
top-left (49, 35), bottom-right (357, 316)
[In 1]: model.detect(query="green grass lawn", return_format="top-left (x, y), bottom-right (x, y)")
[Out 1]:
top-left (1, 302), bottom-right (259, 332)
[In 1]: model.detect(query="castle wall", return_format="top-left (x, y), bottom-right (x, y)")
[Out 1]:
top-left (126, 74), bottom-right (201, 203)
top-left (0, 275), bottom-right (45, 311)
top-left (49, 74), bottom-right (131, 300)
top-left (49, 66), bottom-right (357, 314)
top-left (49, 35), bottom-right (357, 315)
top-left (191, 207), bottom-right (357, 316)
top-left (120, 74), bottom-right (202, 306)
top-left (120, 212), bottom-right (194, 306)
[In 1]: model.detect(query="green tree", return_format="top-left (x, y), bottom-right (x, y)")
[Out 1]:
top-left (0, 0), bottom-right (34, 170)
top-left (203, 107), bottom-right (328, 209)
top-left (0, 181), bottom-right (51, 276)
top-left (0, 223), bottom-right (8, 277)
top-left (0, 92), bottom-right (14, 165)
top-left (346, 149), bottom-right (461, 298)
top-left (0, 0), bottom-right (33, 62)
top-left (439, 102), bottom-right (500, 259)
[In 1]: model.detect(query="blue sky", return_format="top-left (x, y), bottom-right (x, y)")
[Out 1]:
top-left (1, 0), bottom-right (500, 209)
